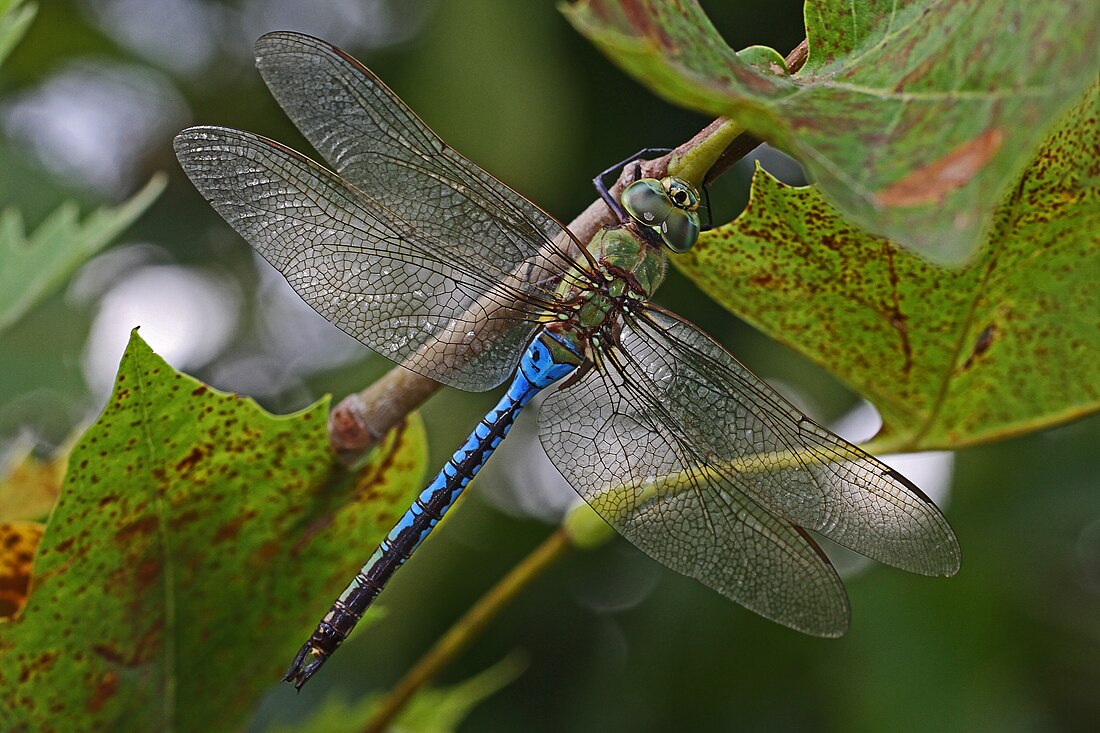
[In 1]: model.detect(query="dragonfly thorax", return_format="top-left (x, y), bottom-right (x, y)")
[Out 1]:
top-left (554, 278), bottom-right (634, 345)
top-left (546, 227), bottom-right (667, 359)
top-left (587, 226), bottom-right (667, 298)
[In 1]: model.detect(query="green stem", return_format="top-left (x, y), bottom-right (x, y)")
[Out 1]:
top-left (363, 528), bottom-right (573, 733)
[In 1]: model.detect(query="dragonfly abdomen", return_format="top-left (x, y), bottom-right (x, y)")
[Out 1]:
top-left (284, 328), bottom-right (584, 688)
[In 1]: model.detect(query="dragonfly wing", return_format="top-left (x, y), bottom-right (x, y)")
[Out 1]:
top-left (540, 307), bottom-right (962, 633)
top-left (252, 32), bottom-right (578, 293)
top-left (545, 299), bottom-right (959, 603)
top-left (539, 345), bottom-right (850, 637)
top-left (626, 308), bottom-right (960, 575)
top-left (174, 126), bottom-right (554, 391)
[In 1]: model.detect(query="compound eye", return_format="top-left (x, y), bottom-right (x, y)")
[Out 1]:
top-left (662, 177), bottom-right (700, 212)
top-left (660, 209), bottom-right (700, 253)
top-left (621, 178), bottom-right (674, 226)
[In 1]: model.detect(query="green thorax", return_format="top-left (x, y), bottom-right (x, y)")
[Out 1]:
top-left (549, 225), bottom-right (666, 345)
top-left (586, 226), bottom-right (667, 299)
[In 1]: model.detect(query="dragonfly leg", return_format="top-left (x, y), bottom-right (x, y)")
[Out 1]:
top-left (558, 357), bottom-right (594, 391)
top-left (700, 182), bottom-right (714, 232)
top-left (593, 147), bottom-right (674, 222)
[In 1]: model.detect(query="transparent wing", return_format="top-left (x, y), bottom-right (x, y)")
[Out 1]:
top-left (252, 31), bottom-right (574, 269)
top-left (174, 126), bottom-right (572, 392)
top-left (539, 331), bottom-right (848, 635)
top-left (175, 32), bottom-right (589, 391)
top-left (539, 307), bottom-right (960, 635)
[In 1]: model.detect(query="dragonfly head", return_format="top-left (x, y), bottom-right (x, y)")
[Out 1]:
top-left (620, 176), bottom-right (702, 254)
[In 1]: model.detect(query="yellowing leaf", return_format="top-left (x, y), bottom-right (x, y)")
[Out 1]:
top-left (0, 437), bottom-right (69, 522)
top-left (0, 521), bottom-right (43, 621)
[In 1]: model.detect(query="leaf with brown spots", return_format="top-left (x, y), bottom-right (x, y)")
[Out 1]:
top-left (675, 82), bottom-right (1099, 449)
top-left (875, 129), bottom-right (1005, 207)
top-left (0, 521), bottom-right (42, 621)
top-left (563, 0), bottom-right (1099, 263)
top-left (0, 331), bottom-right (427, 732)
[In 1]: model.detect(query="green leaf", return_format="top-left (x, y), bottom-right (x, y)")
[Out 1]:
top-left (674, 81), bottom-right (1099, 450)
top-left (0, 0), bottom-right (35, 67)
top-left (0, 174), bottom-right (165, 336)
top-left (0, 331), bottom-right (428, 732)
top-left (563, 0), bottom-right (1099, 264)
top-left (268, 654), bottom-right (525, 733)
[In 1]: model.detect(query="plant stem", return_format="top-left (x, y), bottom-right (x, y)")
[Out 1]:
top-left (363, 528), bottom-right (573, 733)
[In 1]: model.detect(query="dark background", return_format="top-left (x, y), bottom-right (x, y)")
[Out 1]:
top-left (1, 1), bottom-right (1097, 730)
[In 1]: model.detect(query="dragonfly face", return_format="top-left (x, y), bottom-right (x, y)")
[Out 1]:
top-left (621, 175), bottom-right (702, 253)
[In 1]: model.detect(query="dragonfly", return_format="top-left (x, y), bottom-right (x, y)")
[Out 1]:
top-left (174, 32), bottom-right (960, 689)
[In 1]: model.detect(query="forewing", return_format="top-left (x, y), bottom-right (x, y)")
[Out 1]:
top-left (174, 126), bottom-right (555, 391)
top-left (177, 126), bottom-right (558, 391)
top-left (252, 31), bottom-right (578, 290)
top-left (539, 335), bottom-right (851, 636)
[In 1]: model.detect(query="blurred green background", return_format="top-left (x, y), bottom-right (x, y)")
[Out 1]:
top-left (1, 1), bottom-right (1097, 731)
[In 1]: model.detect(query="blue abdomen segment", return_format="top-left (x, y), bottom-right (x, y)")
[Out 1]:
top-left (284, 327), bottom-right (584, 688)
